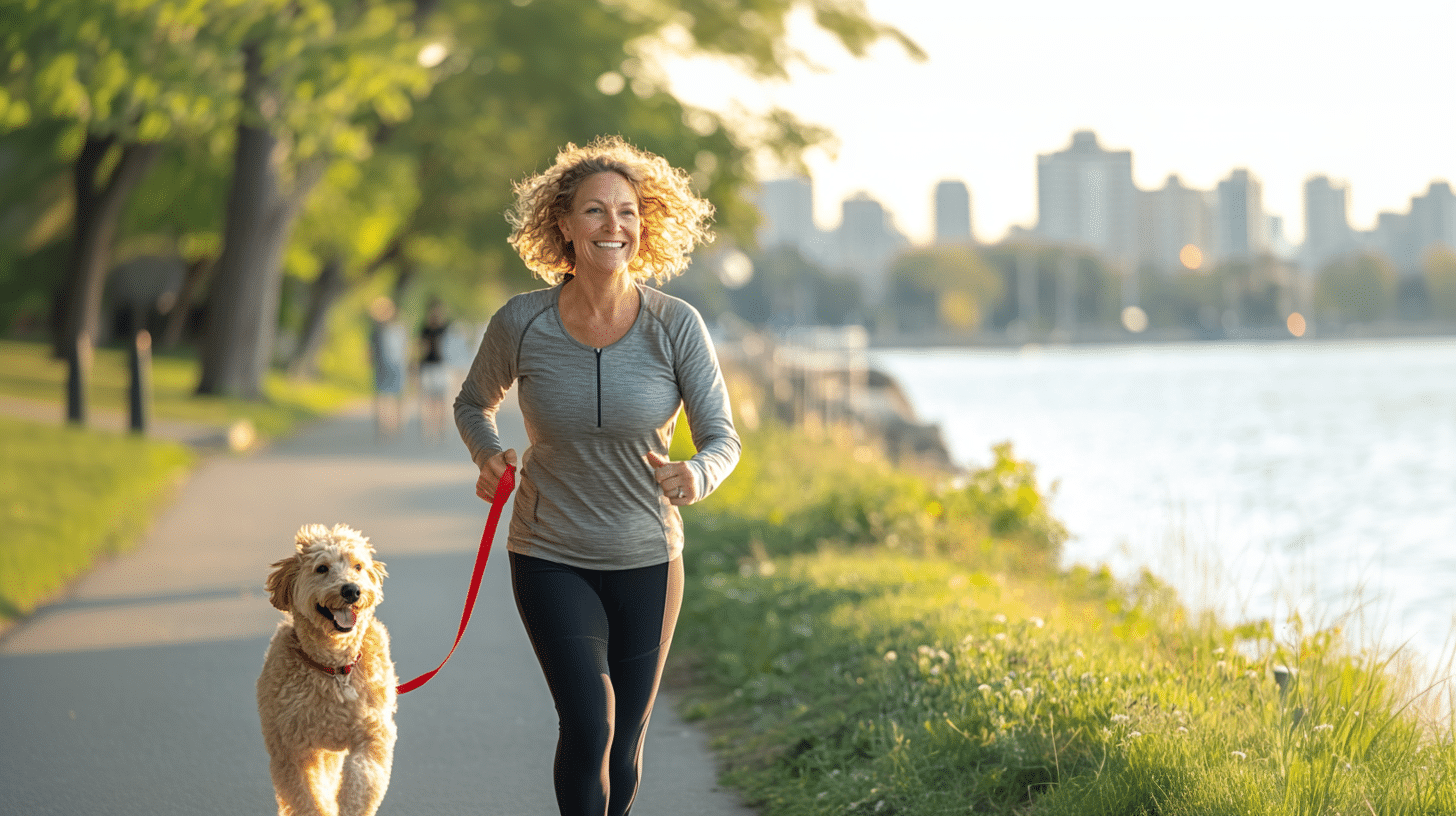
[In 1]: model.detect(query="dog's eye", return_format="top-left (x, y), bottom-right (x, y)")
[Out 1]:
top-left (354, 563), bottom-right (363, 571)
top-left (314, 564), bottom-right (329, 574)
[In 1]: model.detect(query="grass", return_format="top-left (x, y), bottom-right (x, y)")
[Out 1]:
top-left (0, 338), bottom-right (365, 438)
top-left (673, 422), bottom-right (1456, 815)
top-left (0, 415), bottom-right (194, 620)
top-left (0, 338), bottom-right (368, 624)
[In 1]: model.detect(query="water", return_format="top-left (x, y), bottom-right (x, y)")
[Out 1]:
top-left (873, 338), bottom-right (1456, 659)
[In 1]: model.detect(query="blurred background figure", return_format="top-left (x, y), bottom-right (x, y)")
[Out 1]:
top-left (368, 296), bottom-right (407, 439)
top-left (416, 296), bottom-right (453, 442)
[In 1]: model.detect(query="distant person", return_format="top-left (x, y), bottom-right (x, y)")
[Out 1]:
top-left (417, 297), bottom-right (452, 442)
top-left (453, 135), bottom-right (740, 815)
top-left (367, 296), bottom-right (407, 439)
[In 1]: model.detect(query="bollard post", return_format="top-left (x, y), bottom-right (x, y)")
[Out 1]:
top-left (67, 332), bottom-right (91, 426)
top-left (129, 330), bottom-right (152, 435)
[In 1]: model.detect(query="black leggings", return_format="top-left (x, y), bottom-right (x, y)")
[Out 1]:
top-left (510, 552), bottom-right (684, 816)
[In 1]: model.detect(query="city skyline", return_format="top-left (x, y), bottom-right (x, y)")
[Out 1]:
top-left (660, 0), bottom-right (1456, 246)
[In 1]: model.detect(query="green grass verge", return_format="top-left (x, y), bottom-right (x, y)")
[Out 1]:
top-left (0, 415), bottom-right (194, 620)
top-left (675, 425), bottom-right (1456, 815)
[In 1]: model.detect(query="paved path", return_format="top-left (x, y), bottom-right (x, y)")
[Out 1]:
top-left (0, 397), bottom-right (753, 816)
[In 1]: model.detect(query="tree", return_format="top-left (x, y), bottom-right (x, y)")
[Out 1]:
top-left (196, 0), bottom-right (433, 399)
top-left (0, 0), bottom-right (241, 422)
top-left (1315, 251), bottom-right (1398, 325)
top-left (1422, 243), bottom-right (1456, 322)
top-left (889, 245), bottom-right (1004, 335)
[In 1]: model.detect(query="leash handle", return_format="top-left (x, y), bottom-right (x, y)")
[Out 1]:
top-left (397, 463), bottom-right (516, 695)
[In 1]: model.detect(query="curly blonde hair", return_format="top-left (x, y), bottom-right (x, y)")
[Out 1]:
top-left (506, 135), bottom-right (715, 285)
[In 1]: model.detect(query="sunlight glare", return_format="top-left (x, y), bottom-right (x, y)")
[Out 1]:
top-left (1179, 244), bottom-right (1204, 271)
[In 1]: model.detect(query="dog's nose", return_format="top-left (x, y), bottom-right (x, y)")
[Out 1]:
top-left (340, 583), bottom-right (360, 604)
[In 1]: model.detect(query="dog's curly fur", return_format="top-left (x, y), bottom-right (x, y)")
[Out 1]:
top-left (258, 524), bottom-right (396, 816)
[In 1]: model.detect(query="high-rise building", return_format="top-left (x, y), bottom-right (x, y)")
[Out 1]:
top-left (933, 180), bottom-right (973, 244)
top-left (1410, 181), bottom-right (1456, 269)
top-left (1137, 174), bottom-right (1214, 275)
top-left (1215, 168), bottom-right (1268, 261)
top-left (1036, 130), bottom-right (1138, 266)
top-left (835, 193), bottom-right (907, 306)
top-left (1303, 175), bottom-right (1353, 271)
top-left (754, 176), bottom-right (829, 263)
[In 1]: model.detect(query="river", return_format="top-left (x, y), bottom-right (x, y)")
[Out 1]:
top-left (872, 337), bottom-right (1456, 661)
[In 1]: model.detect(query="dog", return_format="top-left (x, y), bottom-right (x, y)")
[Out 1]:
top-left (258, 524), bottom-right (397, 816)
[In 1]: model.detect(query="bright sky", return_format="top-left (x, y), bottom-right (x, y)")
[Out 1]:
top-left (661, 0), bottom-right (1456, 246)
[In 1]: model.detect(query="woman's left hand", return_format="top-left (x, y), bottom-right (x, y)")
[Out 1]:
top-left (645, 451), bottom-right (694, 505)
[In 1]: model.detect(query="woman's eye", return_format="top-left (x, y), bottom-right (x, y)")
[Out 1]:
top-left (315, 564), bottom-right (329, 574)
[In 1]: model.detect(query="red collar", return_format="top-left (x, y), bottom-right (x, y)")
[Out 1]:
top-left (291, 643), bottom-right (360, 677)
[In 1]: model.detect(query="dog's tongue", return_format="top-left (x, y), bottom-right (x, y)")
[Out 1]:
top-left (333, 606), bottom-right (357, 629)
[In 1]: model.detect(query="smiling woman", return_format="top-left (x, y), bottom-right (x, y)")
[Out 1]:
top-left (505, 135), bottom-right (714, 286)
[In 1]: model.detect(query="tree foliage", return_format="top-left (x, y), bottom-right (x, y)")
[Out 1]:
top-left (1422, 243), bottom-right (1456, 322)
top-left (889, 245), bottom-right (1004, 334)
top-left (1315, 251), bottom-right (1398, 324)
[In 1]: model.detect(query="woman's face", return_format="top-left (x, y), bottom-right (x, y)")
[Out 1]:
top-left (558, 171), bottom-right (640, 278)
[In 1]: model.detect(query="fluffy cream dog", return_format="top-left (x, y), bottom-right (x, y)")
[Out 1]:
top-left (258, 524), bottom-right (397, 816)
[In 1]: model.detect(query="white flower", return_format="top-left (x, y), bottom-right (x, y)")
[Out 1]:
top-left (993, 613), bottom-right (1008, 624)
top-left (1030, 617), bottom-right (1046, 628)
top-left (1129, 731), bottom-right (1142, 738)
top-left (884, 651), bottom-right (898, 663)
top-left (1314, 723), bottom-right (1334, 732)
top-left (1111, 714), bottom-right (1130, 723)
top-left (1231, 751), bottom-right (1247, 760)
top-left (977, 684), bottom-right (992, 693)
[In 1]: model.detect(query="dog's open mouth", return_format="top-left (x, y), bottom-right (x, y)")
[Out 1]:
top-left (317, 604), bottom-right (358, 632)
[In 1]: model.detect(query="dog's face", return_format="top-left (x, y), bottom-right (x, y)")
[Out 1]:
top-left (265, 524), bottom-right (387, 635)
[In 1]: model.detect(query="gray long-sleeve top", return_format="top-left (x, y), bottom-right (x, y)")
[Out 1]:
top-left (454, 281), bottom-right (740, 570)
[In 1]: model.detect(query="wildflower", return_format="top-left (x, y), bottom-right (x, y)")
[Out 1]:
top-left (1313, 723), bottom-right (1334, 732)
top-left (993, 613), bottom-right (1007, 624)
top-left (1176, 726), bottom-right (1189, 734)
top-left (994, 633), bottom-right (1006, 641)
top-left (1231, 751), bottom-right (1247, 760)
top-left (884, 651), bottom-right (898, 663)
top-left (1030, 617), bottom-right (1045, 628)
top-left (1213, 647), bottom-right (1226, 656)
top-left (1111, 714), bottom-right (1130, 723)
top-left (1129, 731), bottom-right (1142, 738)
top-left (977, 684), bottom-right (992, 694)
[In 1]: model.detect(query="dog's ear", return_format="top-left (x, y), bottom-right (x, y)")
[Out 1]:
top-left (264, 555), bottom-right (301, 611)
top-left (369, 558), bottom-right (388, 587)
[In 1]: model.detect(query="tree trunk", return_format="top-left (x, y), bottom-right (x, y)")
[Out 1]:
top-left (196, 44), bottom-right (323, 399)
top-left (158, 255), bottom-right (213, 350)
top-left (52, 136), bottom-right (160, 424)
top-left (287, 253), bottom-right (348, 379)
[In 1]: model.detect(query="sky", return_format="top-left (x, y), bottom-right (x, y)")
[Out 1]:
top-left (660, 0), bottom-right (1456, 247)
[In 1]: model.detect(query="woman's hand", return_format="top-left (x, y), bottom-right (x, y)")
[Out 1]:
top-left (646, 451), bottom-right (694, 506)
top-left (476, 448), bottom-right (518, 501)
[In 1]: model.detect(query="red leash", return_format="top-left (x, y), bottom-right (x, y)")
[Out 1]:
top-left (397, 463), bottom-right (516, 694)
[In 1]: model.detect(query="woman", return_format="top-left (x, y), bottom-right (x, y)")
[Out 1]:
top-left (453, 136), bottom-right (740, 816)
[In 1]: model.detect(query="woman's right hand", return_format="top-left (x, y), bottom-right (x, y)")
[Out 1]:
top-left (477, 448), bottom-right (518, 500)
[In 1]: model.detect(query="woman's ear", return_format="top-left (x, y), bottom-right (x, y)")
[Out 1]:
top-left (264, 555), bottom-right (300, 611)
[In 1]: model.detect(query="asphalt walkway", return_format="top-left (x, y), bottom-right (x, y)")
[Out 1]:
top-left (0, 396), bottom-right (754, 816)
